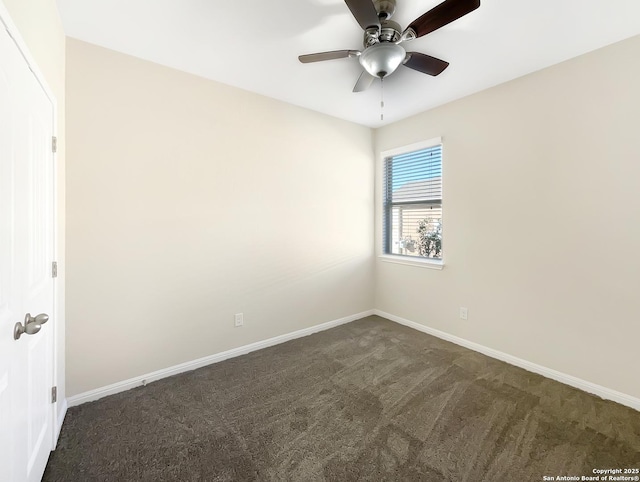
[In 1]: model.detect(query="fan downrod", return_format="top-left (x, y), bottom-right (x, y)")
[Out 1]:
top-left (374, 0), bottom-right (397, 20)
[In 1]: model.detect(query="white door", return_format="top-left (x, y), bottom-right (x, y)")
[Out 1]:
top-left (0, 24), bottom-right (56, 482)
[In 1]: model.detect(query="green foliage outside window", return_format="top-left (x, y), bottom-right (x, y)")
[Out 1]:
top-left (417, 218), bottom-right (442, 258)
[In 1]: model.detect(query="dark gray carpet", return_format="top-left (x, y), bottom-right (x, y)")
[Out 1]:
top-left (44, 316), bottom-right (640, 481)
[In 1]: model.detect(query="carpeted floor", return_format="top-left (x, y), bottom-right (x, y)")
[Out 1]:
top-left (44, 316), bottom-right (640, 481)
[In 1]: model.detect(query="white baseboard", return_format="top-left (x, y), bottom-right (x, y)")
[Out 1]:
top-left (374, 309), bottom-right (640, 412)
top-left (67, 310), bottom-right (374, 407)
top-left (66, 308), bottom-right (640, 412)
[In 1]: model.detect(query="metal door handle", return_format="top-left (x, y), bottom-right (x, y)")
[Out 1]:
top-left (14, 313), bottom-right (49, 340)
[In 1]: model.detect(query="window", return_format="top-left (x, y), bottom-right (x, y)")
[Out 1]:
top-left (383, 141), bottom-right (443, 261)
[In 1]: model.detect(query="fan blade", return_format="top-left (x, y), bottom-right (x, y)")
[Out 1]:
top-left (298, 50), bottom-right (359, 63)
top-left (344, 0), bottom-right (381, 31)
top-left (407, 0), bottom-right (480, 39)
top-left (403, 52), bottom-right (450, 76)
top-left (353, 71), bottom-right (375, 92)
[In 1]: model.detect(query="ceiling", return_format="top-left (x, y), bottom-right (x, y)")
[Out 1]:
top-left (56, 0), bottom-right (640, 128)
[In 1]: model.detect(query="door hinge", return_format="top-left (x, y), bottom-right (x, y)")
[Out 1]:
top-left (51, 386), bottom-right (57, 404)
top-left (52, 136), bottom-right (57, 154)
top-left (52, 261), bottom-right (58, 278)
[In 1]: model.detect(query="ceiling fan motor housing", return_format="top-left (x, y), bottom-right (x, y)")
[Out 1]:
top-left (363, 19), bottom-right (401, 46)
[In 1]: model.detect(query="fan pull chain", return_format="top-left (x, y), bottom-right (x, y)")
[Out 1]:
top-left (380, 78), bottom-right (384, 121)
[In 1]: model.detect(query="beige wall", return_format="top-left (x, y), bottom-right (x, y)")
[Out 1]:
top-left (375, 35), bottom-right (640, 399)
top-left (65, 39), bottom-right (374, 396)
top-left (2, 0), bottom-right (66, 417)
top-left (59, 27), bottom-right (640, 402)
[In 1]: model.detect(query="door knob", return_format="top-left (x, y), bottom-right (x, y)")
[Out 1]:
top-left (14, 313), bottom-right (49, 340)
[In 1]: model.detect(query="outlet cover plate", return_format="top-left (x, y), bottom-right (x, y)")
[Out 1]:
top-left (234, 313), bottom-right (243, 327)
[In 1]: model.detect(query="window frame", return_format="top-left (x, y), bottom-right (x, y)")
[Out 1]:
top-left (379, 137), bottom-right (444, 270)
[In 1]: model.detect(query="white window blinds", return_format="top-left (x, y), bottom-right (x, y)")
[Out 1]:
top-left (383, 144), bottom-right (443, 259)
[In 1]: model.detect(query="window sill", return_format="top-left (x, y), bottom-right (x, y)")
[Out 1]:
top-left (378, 254), bottom-right (444, 270)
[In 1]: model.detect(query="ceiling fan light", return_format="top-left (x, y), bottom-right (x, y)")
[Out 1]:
top-left (359, 43), bottom-right (406, 79)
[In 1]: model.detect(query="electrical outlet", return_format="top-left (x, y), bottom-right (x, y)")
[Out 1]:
top-left (459, 307), bottom-right (468, 320)
top-left (234, 313), bottom-right (243, 327)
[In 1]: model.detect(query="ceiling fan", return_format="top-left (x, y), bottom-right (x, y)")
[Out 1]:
top-left (298, 0), bottom-right (480, 92)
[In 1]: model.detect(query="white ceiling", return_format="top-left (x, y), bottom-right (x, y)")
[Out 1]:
top-left (56, 0), bottom-right (640, 128)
